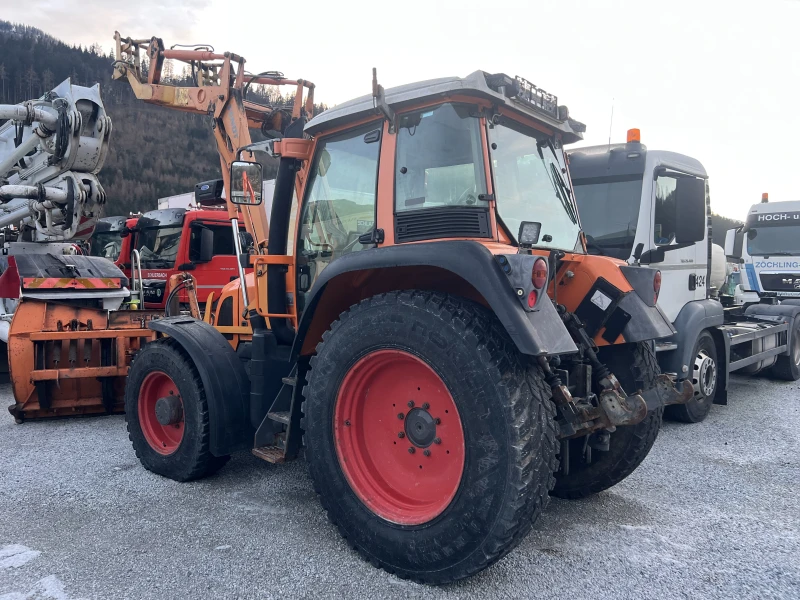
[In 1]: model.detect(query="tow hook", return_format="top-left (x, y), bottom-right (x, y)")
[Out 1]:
top-left (639, 374), bottom-right (695, 412)
top-left (597, 388), bottom-right (647, 427)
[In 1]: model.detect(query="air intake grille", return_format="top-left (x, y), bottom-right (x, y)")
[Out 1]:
top-left (395, 207), bottom-right (491, 243)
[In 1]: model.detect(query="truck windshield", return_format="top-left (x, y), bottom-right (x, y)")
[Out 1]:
top-left (489, 121), bottom-right (581, 252)
top-left (136, 226), bottom-right (182, 268)
top-left (747, 226), bottom-right (800, 256)
top-left (90, 232), bottom-right (123, 261)
top-left (572, 175), bottom-right (643, 260)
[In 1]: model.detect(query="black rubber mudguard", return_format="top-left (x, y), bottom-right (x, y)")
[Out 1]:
top-left (292, 241), bottom-right (579, 359)
top-left (149, 317), bottom-right (252, 456)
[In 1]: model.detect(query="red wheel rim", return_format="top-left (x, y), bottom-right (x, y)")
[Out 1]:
top-left (334, 349), bottom-right (466, 525)
top-left (138, 371), bottom-right (184, 455)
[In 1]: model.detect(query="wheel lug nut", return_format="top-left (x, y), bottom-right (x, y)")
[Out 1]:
top-left (408, 447), bottom-right (415, 454)
top-left (398, 432), bottom-right (405, 438)
top-left (407, 401), bottom-right (415, 408)
top-left (433, 437), bottom-right (441, 444)
top-left (397, 413), bottom-right (404, 420)
top-left (422, 402), bottom-right (430, 410)
top-left (423, 449), bottom-right (431, 457)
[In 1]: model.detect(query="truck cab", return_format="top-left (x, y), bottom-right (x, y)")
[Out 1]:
top-left (132, 206), bottom-right (248, 310)
top-left (89, 216), bottom-right (136, 266)
top-left (725, 198), bottom-right (800, 302)
top-left (570, 132), bottom-right (800, 422)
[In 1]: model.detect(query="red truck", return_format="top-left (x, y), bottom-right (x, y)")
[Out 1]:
top-left (89, 186), bottom-right (250, 311)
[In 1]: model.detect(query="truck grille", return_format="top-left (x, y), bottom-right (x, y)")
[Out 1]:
top-left (760, 273), bottom-right (800, 292)
top-left (395, 207), bottom-right (491, 243)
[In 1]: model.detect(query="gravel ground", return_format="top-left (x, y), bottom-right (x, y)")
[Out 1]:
top-left (1, 375), bottom-right (798, 600)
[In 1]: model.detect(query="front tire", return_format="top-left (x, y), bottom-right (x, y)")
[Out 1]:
top-left (125, 338), bottom-right (229, 481)
top-left (552, 342), bottom-right (663, 499)
top-left (303, 291), bottom-right (558, 584)
top-left (771, 317), bottom-right (800, 381)
top-left (665, 331), bottom-right (718, 423)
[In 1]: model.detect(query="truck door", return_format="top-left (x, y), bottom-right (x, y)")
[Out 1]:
top-left (650, 169), bottom-right (709, 321)
top-left (188, 220), bottom-right (246, 303)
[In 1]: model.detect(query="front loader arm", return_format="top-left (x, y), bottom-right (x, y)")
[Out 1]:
top-left (112, 32), bottom-right (315, 252)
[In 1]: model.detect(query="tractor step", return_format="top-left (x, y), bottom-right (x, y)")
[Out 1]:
top-left (267, 411), bottom-right (291, 425)
top-left (251, 446), bottom-right (285, 464)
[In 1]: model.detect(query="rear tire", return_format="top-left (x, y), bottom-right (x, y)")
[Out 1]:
top-left (303, 291), bottom-right (558, 584)
top-left (665, 331), bottom-right (718, 423)
top-left (125, 338), bottom-right (229, 481)
top-left (551, 342), bottom-right (662, 499)
top-left (771, 318), bottom-right (800, 381)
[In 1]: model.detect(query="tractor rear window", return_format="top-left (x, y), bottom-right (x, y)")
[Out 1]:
top-left (395, 103), bottom-right (487, 212)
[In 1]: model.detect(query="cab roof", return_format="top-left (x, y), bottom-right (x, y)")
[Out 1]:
top-left (306, 70), bottom-right (586, 144)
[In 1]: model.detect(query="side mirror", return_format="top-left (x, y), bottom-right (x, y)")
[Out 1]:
top-left (640, 247), bottom-right (666, 264)
top-left (674, 177), bottom-right (706, 243)
top-left (230, 161), bottom-right (263, 205)
top-left (724, 228), bottom-right (744, 260)
top-left (197, 226), bottom-right (214, 262)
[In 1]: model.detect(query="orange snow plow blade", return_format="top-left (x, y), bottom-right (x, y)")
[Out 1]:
top-left (7, 300), bottom-right (161, 422)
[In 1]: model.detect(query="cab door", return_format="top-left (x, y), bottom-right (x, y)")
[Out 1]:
top-left (648, 168), bottom-right (709, 322)
top-left (188, 219), bottom-right (247, 303)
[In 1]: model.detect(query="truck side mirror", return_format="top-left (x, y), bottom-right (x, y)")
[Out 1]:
top-left (674, 177), bottom-right (706, 243)
top-left (198, 227), bottom-right (214, 262)
top-left (230, 161), bottom-right (263, 205)
top-left (724, 228), bottom-right (744, 261)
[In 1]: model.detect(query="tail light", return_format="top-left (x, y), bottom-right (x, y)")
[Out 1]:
top-left (532, 258), bottom-right (548, 289)
top-left (528, 257), bottom-right (548, 309)
top-left (527, 290), bottom-right (538, 308)
top-left (654, 270), bottom-right (662, 303)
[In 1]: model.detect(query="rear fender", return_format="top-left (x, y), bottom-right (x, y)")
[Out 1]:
top-left (149, 317), bottom-right (251, 456)
top-left (292, 241), bottom-right (578, 359)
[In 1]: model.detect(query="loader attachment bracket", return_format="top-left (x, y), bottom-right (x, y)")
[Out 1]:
top-left (148, 317), bottom-right (252, 456)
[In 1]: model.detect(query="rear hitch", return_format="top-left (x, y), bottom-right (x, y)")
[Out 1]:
top-left (639, 374), bottom-right (694, 411)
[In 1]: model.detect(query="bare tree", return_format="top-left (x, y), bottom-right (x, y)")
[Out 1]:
top-left (41, 68), bottom-right (54, 92)
top-left (0, 63), bottom-right (6, 103)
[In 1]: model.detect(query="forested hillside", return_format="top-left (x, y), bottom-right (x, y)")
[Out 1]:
top-left (711, 213), bottom-right (742, 246)
top-left (0, 21), bottom-right (324, 216)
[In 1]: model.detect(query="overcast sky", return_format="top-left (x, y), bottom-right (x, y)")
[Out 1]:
top-left (6, 0), bottom-right (799, 219)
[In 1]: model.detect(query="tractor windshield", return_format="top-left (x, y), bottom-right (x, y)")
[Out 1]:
top-left (136, 226), bottom-right (182, 268)
top-left (489, 120), bottom-right (581, 252)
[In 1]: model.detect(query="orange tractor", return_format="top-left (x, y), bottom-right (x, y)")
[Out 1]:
top-left (113, 35), bottom-right (692, 583)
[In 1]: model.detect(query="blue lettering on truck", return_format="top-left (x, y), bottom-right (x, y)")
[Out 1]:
top-left (754, 261), bottom-right (800, 269)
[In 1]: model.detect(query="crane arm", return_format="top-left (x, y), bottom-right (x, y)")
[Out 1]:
top-left (112, 32), bottom-right (315, 252)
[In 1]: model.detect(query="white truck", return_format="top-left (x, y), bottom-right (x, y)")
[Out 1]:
top-left (568, 130), bottom-right (800, 423)
top-left (724, 196), bottom-right (800, 305)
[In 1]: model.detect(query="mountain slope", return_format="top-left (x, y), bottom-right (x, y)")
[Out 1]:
top-left (0, 21), bottom-right (320, 216)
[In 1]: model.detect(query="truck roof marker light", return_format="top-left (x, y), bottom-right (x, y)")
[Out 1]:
top-left (627, 128), bottom-right (641, 143)
top-left (761, 192), bottom-right (769, 203)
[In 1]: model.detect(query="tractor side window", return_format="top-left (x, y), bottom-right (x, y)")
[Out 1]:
top-left (653, 175), bottom-right (677, 245)
top-left (297, 124), bottom-right (381, 290)
top-left (395, 103), bottom-right (486, 212)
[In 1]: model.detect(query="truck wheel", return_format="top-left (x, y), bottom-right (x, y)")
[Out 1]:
top-left (303, 291), bottom-right (558, 584)
top-left (125, 338), bottom-right (229, 481)
top-left (771, 318), bottom-right (800, 381)
top-left (552, 342), bottom-right (662, 499)
top-left (665, 331), bottom-right (717, 423)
